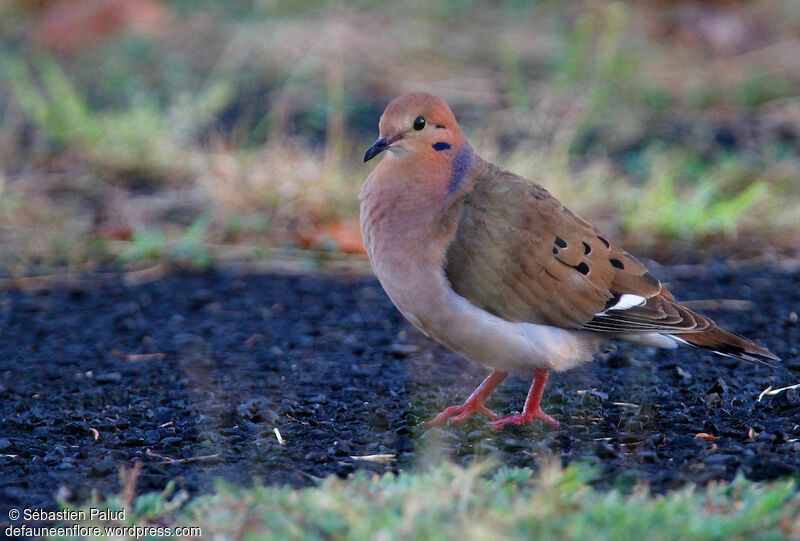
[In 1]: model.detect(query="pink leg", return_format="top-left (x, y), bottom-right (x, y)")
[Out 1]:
top-left (488, 369), bottom-right (559, 431)
top-left (427, 370), bottom-right (507, 426)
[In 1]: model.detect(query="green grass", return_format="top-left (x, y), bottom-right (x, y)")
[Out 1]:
top-left (1, 53), bottom-right (233, 178)
top-left (621, 148), bottom-right (770, 240)
top-left (117, 211), bottom-right (213, 269)
top-left (1, 0), bottom-right (799, 271)
top-left (51, 462), bottom-right (800, 540)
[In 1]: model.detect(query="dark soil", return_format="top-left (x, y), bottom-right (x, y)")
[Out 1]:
top-left (1, 260), bottom-right (799, 521)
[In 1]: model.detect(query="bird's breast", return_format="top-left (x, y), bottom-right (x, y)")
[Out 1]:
top-left (359, 162), bottom-right (597, 374)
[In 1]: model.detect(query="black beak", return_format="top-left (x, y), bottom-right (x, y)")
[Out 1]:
top-left (364, 137), bottom-right (391, 162)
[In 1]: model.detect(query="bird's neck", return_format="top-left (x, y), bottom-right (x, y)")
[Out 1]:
top-left (360, 145), bottom-right (485, 310)
top-left (362, 145), bottom-right (483, 249)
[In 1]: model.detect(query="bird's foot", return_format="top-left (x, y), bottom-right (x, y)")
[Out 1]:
top-left (427, 401), bottom-right (501, 427)
top-left (487, 407), bottom-right (560, 431)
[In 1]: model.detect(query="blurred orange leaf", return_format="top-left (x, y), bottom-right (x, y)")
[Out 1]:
top-left (298, 221), bottom-right (365, 254)
top-left (33, 0), bottom-right (171, 53)
top-left (97, 223), bottom-right (133, 241)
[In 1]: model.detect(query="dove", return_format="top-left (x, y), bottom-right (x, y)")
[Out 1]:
top-left (359, 92), bottom-right (779, 431)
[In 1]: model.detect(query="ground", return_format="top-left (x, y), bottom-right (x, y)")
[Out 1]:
top-left (1, 259), bottom-right (799, 520)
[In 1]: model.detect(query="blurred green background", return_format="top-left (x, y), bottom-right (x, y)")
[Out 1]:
top-left (1, 0), bottom-right (799, 276)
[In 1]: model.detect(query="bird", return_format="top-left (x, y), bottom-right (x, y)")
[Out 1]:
top-left (359, 92), bottom-right (779, 431)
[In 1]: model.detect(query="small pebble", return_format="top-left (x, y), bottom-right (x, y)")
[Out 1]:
top-left (607, 354), bottom-right (633, 368)
top-left (674, 366), bottom-right (692, 383)
top-left (705, 392), bottom-right (722, 408)
top-left (707, 378), bottom-right (729, 395)
top-left (161, 436), bottom-right (183, 446)
top-left (387, 343), bottom-right (421, 357)
top-left (624, 419), bottom-right (644, 433)
top-left (594, 442), bottom-right (618, 459)
top-left (89, 457), bottom-right (117, 477)
top-left (776, 388), bottom-right (800, 408)
top-left (304, 451), bottom-right (329, 464)
top-left (96, 372), bottom-right (122, 384)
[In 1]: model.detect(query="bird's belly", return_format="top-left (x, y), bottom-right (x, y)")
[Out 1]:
top-left (376, 265), bottom-right (597, 374)
top-left (415, 302), bottom-right (597, 374)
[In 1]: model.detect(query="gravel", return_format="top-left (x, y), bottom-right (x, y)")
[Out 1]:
top-left (0, 261), bottom-right (798, 518)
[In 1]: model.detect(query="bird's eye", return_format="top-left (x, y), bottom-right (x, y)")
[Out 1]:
top-left (413, 116), bottom-right (426, 130)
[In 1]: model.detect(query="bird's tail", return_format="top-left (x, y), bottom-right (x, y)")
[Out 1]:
top-left (678, 326), bottom-right (780, 368)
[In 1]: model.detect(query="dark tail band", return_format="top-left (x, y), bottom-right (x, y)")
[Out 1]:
top-left (680, 327), bottom-right (780, 368)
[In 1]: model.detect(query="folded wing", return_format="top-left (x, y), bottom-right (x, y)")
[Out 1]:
top-left (445, 163), bottom-right (778, 364)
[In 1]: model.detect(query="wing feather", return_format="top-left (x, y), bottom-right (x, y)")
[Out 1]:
top-left (445, 164), bottom-right (693, 333)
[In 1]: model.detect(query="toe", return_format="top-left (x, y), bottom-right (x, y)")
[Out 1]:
top-left (487, 409), bottom-right (560, 431)
top-left (428, 402), bottom-right (501, 426)
top-left (449, 411), bottom-right (472, 424)
top-left (540, 413), bottom-right (560, 428)
top-left (479, 405), bottom-right (501, 421)
top-left (487, 415), bottom-right (519, 431)
top-left (450, 404), bottom-right (500, 424)
top-left (427, 405), bottom-right (465, 426)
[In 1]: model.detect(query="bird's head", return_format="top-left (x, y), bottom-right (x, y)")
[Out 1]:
top-left (364, 92), bottom-right (465, 163)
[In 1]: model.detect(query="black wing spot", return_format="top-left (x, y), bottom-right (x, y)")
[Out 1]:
top-left (604, 292), bottom-right (621, 309)
top-left (574, 262), bottom-right (590, 275)
top-left (583, 242), bottom-right (591, 255)
top-left (597, 236), bottom-right (610, 248)
top-left (554, 236), bottom-right (567, 248)
top-left (610, 258), bottom-right (625, 269)
top-left (552, 246), bottom-right (559, 255)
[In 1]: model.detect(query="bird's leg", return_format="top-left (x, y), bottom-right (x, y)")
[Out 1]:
top-left (488, 369), bottom-right (559, 431)
top-left (427, 369), bottom-right (507, 426)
